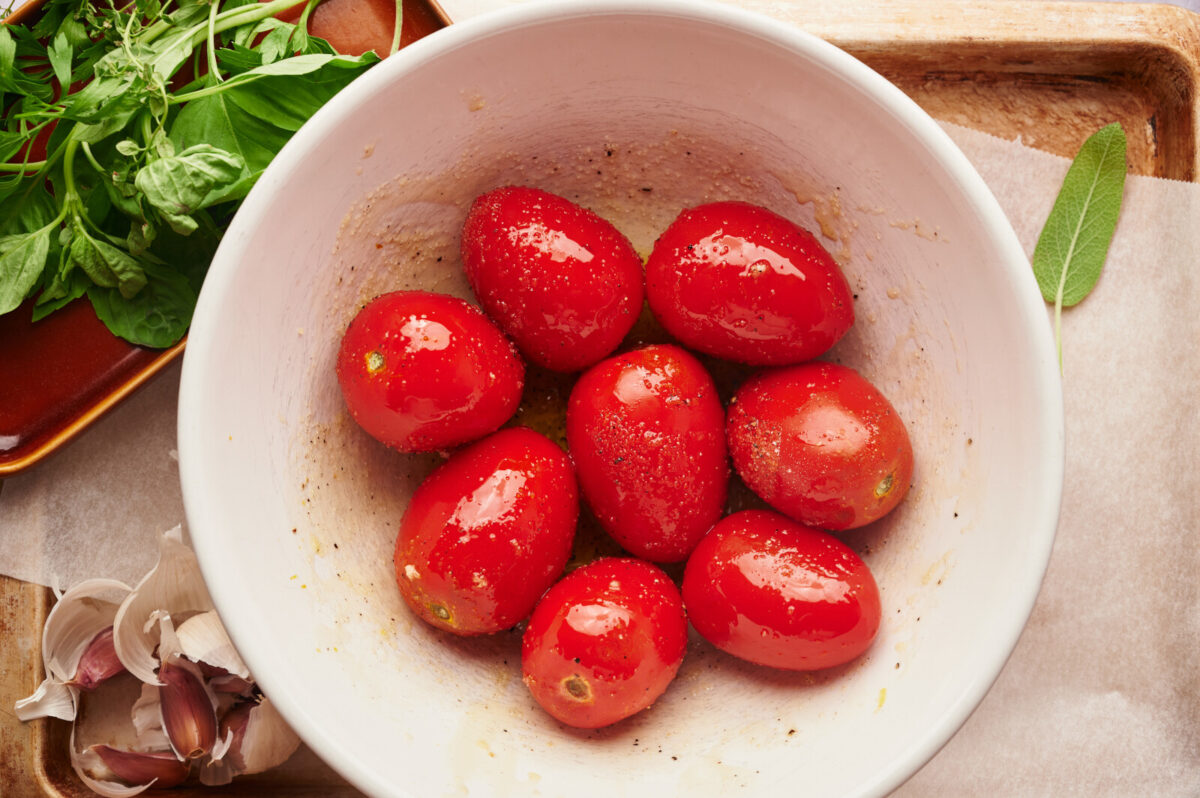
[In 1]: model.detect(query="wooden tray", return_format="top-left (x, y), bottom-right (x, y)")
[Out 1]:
top-left (2, 0), bottom-right (1196, 794)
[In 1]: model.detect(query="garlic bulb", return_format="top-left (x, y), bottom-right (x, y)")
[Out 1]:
top-left (16, 526), bottom-right (301, 795)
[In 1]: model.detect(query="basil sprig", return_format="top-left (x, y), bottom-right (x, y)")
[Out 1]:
top-left (0, 0), bottom-right (396, 346)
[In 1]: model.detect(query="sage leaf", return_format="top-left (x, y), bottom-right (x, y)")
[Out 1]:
top-left (1031, 122), bottom-right (1126, 367)
top-left (0, 228), bottom-right (52, 314)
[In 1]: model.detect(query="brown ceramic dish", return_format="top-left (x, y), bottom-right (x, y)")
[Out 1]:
top-left (0, 0), bottom-right (450, 477)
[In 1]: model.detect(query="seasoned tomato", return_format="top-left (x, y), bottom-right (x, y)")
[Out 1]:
top-left (336, 291), bottom-right (524, 452)
top-left (727, 361), bottom-right (913, 531)
top-left (682, 510), bottom-right (881, 671)
top-left (461, 186), bottom-right (644, 372)
top-left (645, 201), bottom-right (854, 365)
top-left (522, 558), bottom-right (687, 728)
top-left (566, 344), bottom-right (727, 562)
top-left (394, 427), bottom-right (578, 635)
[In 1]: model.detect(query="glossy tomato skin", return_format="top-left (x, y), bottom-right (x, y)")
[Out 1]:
top-left (336, 291), bottom-right (524, 452)
top-left (522, 557), bottom-right (688, 728)
top-left (461, 186), bottom-right (644, 372)
top-left (682, 510), bottom-right (881, 671)
top-left (645, 201), bottom-right (854, 365)
top-left (566, 344), bottom-right (728, 563)
top-left (394, 427), bottom-right (578, 635)
top-left (728, 362), bottom-right (913, 531)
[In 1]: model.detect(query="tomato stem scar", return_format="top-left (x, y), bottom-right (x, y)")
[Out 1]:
top-left (873, 473), bottom-right (894, 499)
top-left (562, 675), bottom-right (592, 702)
top-left (365, 350), bottom-right (385, 373)
top-left (429, 603), bottom-right (451, 622)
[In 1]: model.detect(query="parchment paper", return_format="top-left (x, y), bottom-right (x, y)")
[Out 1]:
top-left (1, 120), bottom-right (1197, 791)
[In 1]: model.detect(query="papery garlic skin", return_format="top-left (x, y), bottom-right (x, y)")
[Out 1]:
top-left (114, 526), bottom-right (216, 685)
top-left (131, 683), bottom-right (172, 751)
top-left (14, 678), bottom-right (77, 722)
top-left (237, 697), bottom-right (301, 775)
top-left (175, 610), bottom-right (251, 680)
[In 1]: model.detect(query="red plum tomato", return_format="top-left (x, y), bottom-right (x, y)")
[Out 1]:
top-left (522, 558), bottom-right (687, 728)
top-left (682, 510), bottom-right (881, 671)
top-left (394, 427), bottom-right (579, 635)
top-left (461, 186), bottom-right (645, 372)
top-left (336, 291), bottom-right (524, 452)
top-left (728, 362), bottom-right (913, 531)
top-left (566, 344), bottom-right (728, 562)
top-left (645, 201), bottom-right (854, 365)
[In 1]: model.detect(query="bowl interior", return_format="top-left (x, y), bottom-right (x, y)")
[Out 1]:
top-left (179, 4), bottom-right (1063, 797)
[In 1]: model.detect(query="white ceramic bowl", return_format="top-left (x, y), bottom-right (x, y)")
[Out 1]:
top-left (178, 2), bottom-right (1064, 796)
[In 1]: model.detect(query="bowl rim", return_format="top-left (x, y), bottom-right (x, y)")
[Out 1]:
top-left (178, 1), bottom-right (1065, 795)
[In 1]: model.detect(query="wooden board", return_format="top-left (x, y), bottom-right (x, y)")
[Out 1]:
top-left (2, 0), bottom-right (1197, 794)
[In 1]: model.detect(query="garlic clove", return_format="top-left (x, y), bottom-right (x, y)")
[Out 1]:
top-left (14, 677), bottom-right (77, 722)
top-left (113, 527), bottom-right (216, 685)
top-left (92, 745), bottom-right (190, 789)
top-left (15, 578), bottom-right (130, 722)
top-left (174, 610), bottom-right (251, 680)
top-left (71, 727), bottom-right (156, 798)
top-left (218, 696), bottom-right (301, 777)
top-left (71, 627), bottom-right (125, 690)
top-left (158, 659), bottom-right (218, 761)
top-left (43, 579), bottom-right (131, 683)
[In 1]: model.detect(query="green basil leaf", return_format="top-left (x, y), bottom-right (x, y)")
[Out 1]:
top-left (1031, 122), bottom-right (1126, 366)
top-left (87, 263), bottom-right (194, 347)
top-left (219, 55), bottom-right (378, 133)
top-left (169, 91), bottom-right (288, 177)
top-left (128, 217), bottom-right (157, 255)
top-left (0, 26), bottom-right (16, 85)
top-left (259, 23), bottom-right (295, 65)
top-left (214, 51), bottom-right (378, 87)
top-left (214, 43), bottom-right (265, 73)
top-left (0, 181), bottom-right (57, 235)
top-left (33, 264), bottom-right (89, 321)
top-left (0, 228), bottom-right (52, 315)
top-left (62, 74), bottom-right (139, 123)
top-left (136, 0), bottom-right (163, 25)
top-left (166, 0), bottom-right (211, 29)
top-left (48, 32), bottom-right (73, 87)
top-left (69, 228), bottom-right (147, 297)
top-left (0, 130), bottom-right (26, 163)
top-left (56, 13), bottom-right (91, 51)
top-left (147, 31), bottom-right (198, 81)
top-left (134, 143), bottom-right (245, 232)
